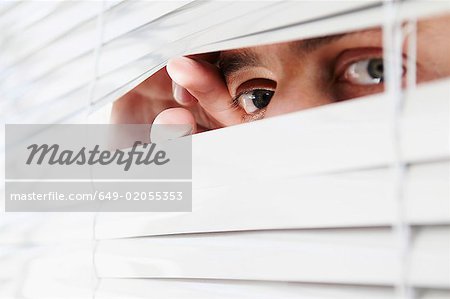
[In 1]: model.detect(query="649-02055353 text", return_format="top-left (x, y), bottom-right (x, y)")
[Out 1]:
top-left (5, 181), bottom-right (192, 212)
top-left (9, 191), bottom-right (186, 201)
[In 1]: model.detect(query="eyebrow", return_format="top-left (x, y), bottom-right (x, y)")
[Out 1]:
top-left (294, 33), bottom-right (348, 53)
top-left (218, 49), bottom-right (261, 79)
top-left (218, 32), bottom-right (350, 78)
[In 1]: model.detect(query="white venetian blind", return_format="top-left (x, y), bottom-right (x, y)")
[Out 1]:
top-left (0, 1), bottom-right (449, 299)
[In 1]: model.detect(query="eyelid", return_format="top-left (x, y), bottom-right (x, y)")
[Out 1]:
top-left (224, 66), bottom-right (275, 93)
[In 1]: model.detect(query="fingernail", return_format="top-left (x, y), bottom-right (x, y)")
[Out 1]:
top-left (172, 81), bottom-right (183, 102)
top-left (172, 81), bottom-right (196, 105)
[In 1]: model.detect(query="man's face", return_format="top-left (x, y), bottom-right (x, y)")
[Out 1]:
top-left (218, 14), bottom-right (450, 122)
top-left (112, 14), bottom-right (450, 134)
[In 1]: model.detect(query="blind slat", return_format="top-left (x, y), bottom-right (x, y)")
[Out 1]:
top-left (0, 213), bottom-right (95, 245)
top-left (1, 2), bottom-right (98, 69)
top-left (96, 279), bottom-right (450, 299)
top-left (0, 1), bottom-right (123, 70)
top-left (0, 2), bottom-right (61, 39)
top-left (96, 160), bottom-right (449, 239)
top-left (95, 227), bottom-right (450, 287)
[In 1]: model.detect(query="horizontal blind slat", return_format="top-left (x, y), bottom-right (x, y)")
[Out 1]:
top-left (96, 279), bottom-right (450, 299)
top-left (97, 279), bottom-right (394, 299)
top-left (0, 213), bottom-right (95, 245)
top-left (0, 2), bottom-right (62, 39)
top-left (95, 227), bottom-right (450, 288)
top-left (0, 1), bottom-right (123, 71)
top-left (1, 2), bottom-right (98, 69)
top-left (96, 160), bottom-right (449, 239)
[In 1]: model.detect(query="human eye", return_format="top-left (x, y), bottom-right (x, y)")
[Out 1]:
top-left (231, 77), bottom-right (276, 116)
top-left (234, 88), bottom-right (275, 114)
top-left (334, 48), bottom-right (406, 100)
top-left (343, 58), bottom-right (385, 84)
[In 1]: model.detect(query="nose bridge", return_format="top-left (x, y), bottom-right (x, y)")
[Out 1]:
top-left (261, 46), bottom-right (335, 115)
top-left (274, 51), bottom-right (316, 100)
top-left (276, 71), bottom-right (315, 102)
top-left (269, 70), bottom-right (333, 115)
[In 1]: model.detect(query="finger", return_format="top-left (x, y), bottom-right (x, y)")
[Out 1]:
top-left (166, 56), bottom-right (244, 126)
top-left (172, 81), bottom-right (197, 106)
top-left (151, 108), bottom-right (197, 142)
top-left (171, 52), bottom-right (219, 106)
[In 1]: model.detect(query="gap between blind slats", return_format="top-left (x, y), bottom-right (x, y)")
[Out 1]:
top-left (3, 1), bottom-right (449, 123)
top-left (94, 226), bottom-right (450, 288)
top-left (88, 0), bottom-right (450, 112)
top-left (79, 0), bottom-right (450, 114)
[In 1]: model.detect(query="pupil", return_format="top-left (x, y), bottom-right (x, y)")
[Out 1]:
top-left (368, 59), bottom-right (384, 81)
top-left (252, 89), bottom-right (274, 109)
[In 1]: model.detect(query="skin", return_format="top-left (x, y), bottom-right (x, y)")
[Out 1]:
top-left (111, 14), bottom-right (450, 135)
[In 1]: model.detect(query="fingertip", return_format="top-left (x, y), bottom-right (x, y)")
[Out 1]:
top-left (166, 56), bottom-right (242, 126)
top-left (151, 108), bottom-right (197, 141)
top-left (167, 56), bottom-right (218, 94)
top-left (166, 57), bottom-right (196, 86)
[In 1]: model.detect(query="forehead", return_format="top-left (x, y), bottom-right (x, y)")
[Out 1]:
top-left (220, 28), bottom-right (384, 59)
top-left (217, 30), bottom-right (368, 78)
